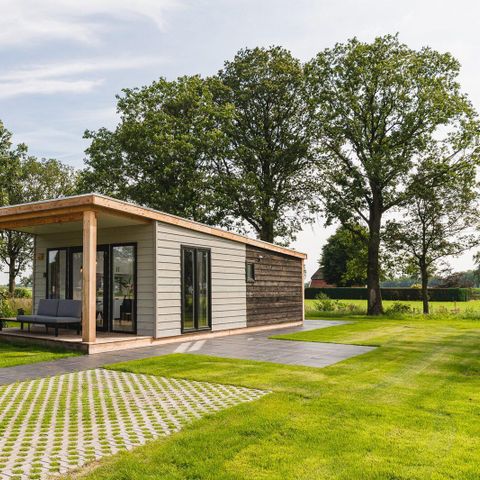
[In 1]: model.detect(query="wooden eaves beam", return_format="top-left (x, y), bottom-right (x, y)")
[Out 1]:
top-left (0, 212), bottom-right (84, 230)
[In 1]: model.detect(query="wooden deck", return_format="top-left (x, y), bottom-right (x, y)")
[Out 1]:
top-left (0, 321), bottom-right (304, 355)
top-left (0, 326), bottom-right (153, 354)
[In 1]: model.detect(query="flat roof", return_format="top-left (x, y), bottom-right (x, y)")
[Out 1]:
top-left (0, 193), bottom-right (307, 259)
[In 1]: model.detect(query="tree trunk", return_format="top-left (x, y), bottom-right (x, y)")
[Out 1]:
top-left (420, 260), bottom-right (429, 314)
top-left (8, 262), bottom-right (16, 296)
top-left (367, 196), bottom-right (383, 315)
top-left (259, 219), bottom-right (275, 243)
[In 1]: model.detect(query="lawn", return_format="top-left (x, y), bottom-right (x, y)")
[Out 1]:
top-left (67, 315), bottom-right (480, 480)
top-left (0, 340), bottom-right (80, 368)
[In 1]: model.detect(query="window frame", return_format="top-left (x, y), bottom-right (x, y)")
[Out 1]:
top-left (245, 261), bottom-right (256, 283)
top-left (181, 245), bottom-right (212, 333)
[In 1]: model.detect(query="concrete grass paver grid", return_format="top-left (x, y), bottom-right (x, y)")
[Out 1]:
top-left (0, 369), bottom-right (267, 480)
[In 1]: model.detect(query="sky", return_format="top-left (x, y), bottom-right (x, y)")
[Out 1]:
top-left (1, 0), bottom-right (480, 283)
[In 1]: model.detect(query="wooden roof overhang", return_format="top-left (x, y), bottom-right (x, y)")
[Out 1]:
top-left (0, 194), bottom-right (307, 259)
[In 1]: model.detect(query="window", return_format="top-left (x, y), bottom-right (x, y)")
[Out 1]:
top-left (246, 262), bottom-right (255, 282)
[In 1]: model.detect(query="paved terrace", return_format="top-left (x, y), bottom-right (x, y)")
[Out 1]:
top-left (0, 321), bottom-right (375, 385)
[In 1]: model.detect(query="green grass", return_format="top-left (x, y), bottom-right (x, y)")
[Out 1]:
top-left (0, 340), bottom-right (80, 368)
top-left (67, 316), bottom-right (480, 480)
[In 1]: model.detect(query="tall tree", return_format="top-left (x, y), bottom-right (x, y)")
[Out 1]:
top-left (0, 121), bottom-right (77, 293)
top-left (213, 46), bottom-right (317, 243)
top-left (305, 35), bottom-right (479, 314)
top-left (386, 155), bottom-right (479, 314)
top-left (320, 225), bottom-right (368, 286)
top-left (79, 75), bottom-right (232, 225)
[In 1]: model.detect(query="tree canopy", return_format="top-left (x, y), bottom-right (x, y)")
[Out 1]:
top-left (81, 47), bottom-right (318, 244)
top-left (79, 75), bottom-right (232, 225)
top-left (0, 120), bottom-right (77, 292)
top-left (386, 154), bottom-right (479, 313)
top-left (212, 46), bottom-right (318, 243)
top-left (306, 34), bottom-right (480, 314)
top-left (320, 225), bottom-right (368, 287)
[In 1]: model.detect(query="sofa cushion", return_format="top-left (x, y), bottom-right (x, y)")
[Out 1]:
top-left (17, 314), bottom-right (37, 322)
top-left (57, 299), bottom-right (82, 319)
top-left (52, 316), bottom-right (82, 324)
top-left (33, 315), bottom-right (60, 323)
top-left (37, 299), bottom-right (59, 317)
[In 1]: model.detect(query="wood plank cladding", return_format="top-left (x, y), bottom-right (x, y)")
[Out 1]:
top-left (246, 245), bottom-right (303, 327)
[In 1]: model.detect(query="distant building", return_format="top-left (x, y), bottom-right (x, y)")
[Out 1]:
top-left (310, 267), bottom-right (336, 288)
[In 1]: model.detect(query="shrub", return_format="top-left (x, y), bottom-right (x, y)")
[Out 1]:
top-left (385, 302), bottom-right (412, 315)
top-left (13, 287), bottom-right (32, 299)
top-left (313, 293), bottom-right (363, 314)
top-left (0, 290), bottom-right (10, 328)
top-left (314, 293), bottom-right (338, 312)
top-left (0, 287), bottom-right (32, 299)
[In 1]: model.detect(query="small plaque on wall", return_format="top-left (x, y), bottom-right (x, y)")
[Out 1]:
top-left (37, 252), bottom-right (45, 261)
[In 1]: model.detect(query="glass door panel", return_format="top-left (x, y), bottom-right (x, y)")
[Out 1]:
top-left (182, 248), bottom-right (195, 331)
top-left (182, 247), bottom-right (210, 332)
top-left (69, 248), bottom-right (109, 331)
top-left (47, 249), bottom-right (67, 299)
top-left (111, 245), bottom-right (136, 333)
top-left (196, 250), bottom-right (209, 329)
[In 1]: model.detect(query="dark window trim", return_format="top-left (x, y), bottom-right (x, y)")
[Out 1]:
top-left (181, 245), bottom-right (212, 334)
top-left (246, 261), bottom-right (256, 283)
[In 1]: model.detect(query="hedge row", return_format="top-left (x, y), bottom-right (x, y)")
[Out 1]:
top-left (304, 287), bottom-right (472, 302)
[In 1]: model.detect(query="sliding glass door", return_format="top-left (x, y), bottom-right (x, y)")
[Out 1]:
top-left (46, 243), bottom-right (136, 333)
top-left (181, 247), bottom-right (211, 332)
top-left (69, 246), bottom-right (109, 331)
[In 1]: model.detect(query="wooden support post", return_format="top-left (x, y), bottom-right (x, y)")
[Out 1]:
top-left (82, 210), bottom-right (97, 343)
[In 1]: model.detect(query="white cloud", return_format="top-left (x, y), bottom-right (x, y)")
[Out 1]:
top-left (0, 55), bottom-right (164, 98)
top-left (0, 78), bottom-right (103, 99)
top-left (0, 0), bottom-right (182, 46)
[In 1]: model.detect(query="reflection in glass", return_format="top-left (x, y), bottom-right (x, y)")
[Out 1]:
top-left (71, 250), bottom-right (107, 329)
top-left (47, 249), bottom-right (67, 299)
top-left (182, 248), bottom-right (195, 330)
top-left (112, 245), bottom-right (135, 332)
top-left (182, 248), bottom-right (210, 331)
top-left (197, 250), bottom-right (209, 328)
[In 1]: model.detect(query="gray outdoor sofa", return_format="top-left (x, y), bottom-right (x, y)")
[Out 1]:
top-left (16, 299), bottom-right (82, 337)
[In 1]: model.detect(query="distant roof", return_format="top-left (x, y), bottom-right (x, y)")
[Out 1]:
top-left (0, 193), bottom-right (306, 260)
top-left (311, 267), bottom-right (325, 280)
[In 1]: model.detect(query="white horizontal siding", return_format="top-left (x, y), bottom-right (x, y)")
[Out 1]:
top-left (33, 223), bottom-right (156, 336)
top-left (155, 221), bottom-right (246, 338)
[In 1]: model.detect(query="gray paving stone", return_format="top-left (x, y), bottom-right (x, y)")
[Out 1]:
top-left (0, 321), bottom-right (375, 386)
